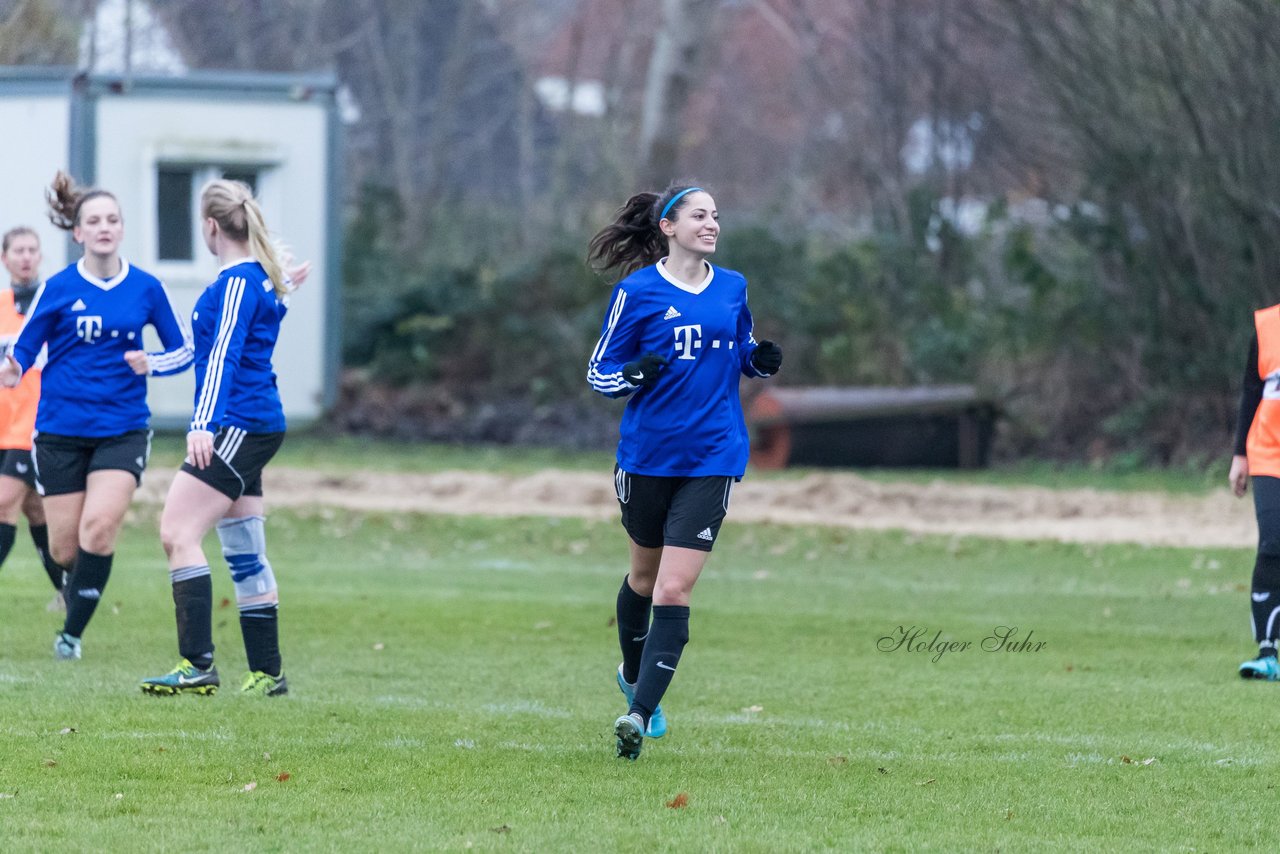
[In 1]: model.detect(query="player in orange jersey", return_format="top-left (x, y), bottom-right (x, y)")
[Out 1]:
top-left (0, 227), bottom-right (65, 608)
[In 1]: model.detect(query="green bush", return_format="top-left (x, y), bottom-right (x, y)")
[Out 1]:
top-left (339, 184), bottom-right (1240, 461)
top-left (343, 188), bottom-right (606, 395)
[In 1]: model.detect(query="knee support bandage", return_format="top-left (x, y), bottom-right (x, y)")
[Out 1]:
top-left (217, 515), bottom-right (278, 612)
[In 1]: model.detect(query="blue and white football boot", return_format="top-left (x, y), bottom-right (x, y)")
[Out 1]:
top-left (617, 663), bottom-right (667, 738)
top-left (614, 712), bottom-right (644, 761)
top-left (1239, 655), bottom-right (1280, 680)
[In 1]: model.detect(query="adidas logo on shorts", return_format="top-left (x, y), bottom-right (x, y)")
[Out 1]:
top-left (697, 527), bottom-right (714, 542)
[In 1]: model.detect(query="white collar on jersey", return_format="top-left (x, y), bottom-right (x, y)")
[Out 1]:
top-left (76, 257), bottom-right (130, 290)
top-left (218, 256), bottom-right (259, 274)
top-left (657, 258), bottom-right (714, 295)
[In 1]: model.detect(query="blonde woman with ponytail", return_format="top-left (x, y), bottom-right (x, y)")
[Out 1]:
top-left (140, 179), bottom-right (309, 698)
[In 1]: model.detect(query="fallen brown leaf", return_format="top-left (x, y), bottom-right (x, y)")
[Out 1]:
top-left (666, 792), bottom-right (689, 809)
top-left (1121, 755), bottom-right (1133, 764)
top-left (275, 772), bottom-right (291, 782)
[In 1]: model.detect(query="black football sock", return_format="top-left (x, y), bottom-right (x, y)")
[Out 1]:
top-left (171, 565), bottom-right (214, 670)
top-left (1251, 553), bottom-right (1280, 656)
top-left (28, 524), bottom-right (63, 590)
top-left (616, 576), bottom-right (653, 685)
top-left (63, 548), bottom-right (112, 638)
top-left (240, 607), bottom-right (282, 677)
top-left (631, 605), bottom-right (690, 723)
top-left (0, 522), bottom-right (15, 571)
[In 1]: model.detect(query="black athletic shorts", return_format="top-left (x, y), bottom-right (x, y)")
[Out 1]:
top-left (180, 427), bottom-right (284, 501)
top-left (0, 448), bottom-right (36, 489)
top-left (614, 465), bottom-right (735, 552)
top-left (33, 429), bottom-right (152, 496)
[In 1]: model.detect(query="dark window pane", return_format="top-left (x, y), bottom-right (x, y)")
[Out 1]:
top-left (221, 169), bottom-right (258, 194)
top-left (157, 168), bottom-right (193, 261)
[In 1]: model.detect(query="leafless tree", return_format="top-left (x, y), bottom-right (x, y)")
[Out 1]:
top-left (637, 0), bottom-right (722, 186)
top-left (0, 0), bottom-right (79, 65)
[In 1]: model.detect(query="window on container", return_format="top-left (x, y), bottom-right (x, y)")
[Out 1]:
top-left (157, 165), bottom-right (263, 262)
top-left (157, 167), bottom-right (194, 261)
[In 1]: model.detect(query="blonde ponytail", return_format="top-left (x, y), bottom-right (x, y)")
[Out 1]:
top-left (200, 179), bottom-right (288, 298)
top-left (241, 198), bottom-right (287, 298)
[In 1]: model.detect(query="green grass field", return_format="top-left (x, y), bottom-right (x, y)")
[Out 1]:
top-left (0, 457), bottom-right (1268, 851)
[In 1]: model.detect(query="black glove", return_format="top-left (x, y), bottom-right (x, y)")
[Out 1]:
top-left (751, 339), bottom-right (783, 374)
top-left (622, 352), bottom-right (669, 388)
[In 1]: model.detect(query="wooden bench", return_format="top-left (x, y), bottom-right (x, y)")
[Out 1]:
top-left (747, 385), bottom-right (998, 469)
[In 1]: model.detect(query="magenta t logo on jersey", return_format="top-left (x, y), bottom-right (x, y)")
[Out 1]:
top-left (76, 315), bottom-right (103, 344)
top-left (673, 324), bottom-right (702, 361)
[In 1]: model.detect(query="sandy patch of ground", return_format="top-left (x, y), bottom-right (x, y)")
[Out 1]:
top-left (135, 467), bottom-right (1256, 549)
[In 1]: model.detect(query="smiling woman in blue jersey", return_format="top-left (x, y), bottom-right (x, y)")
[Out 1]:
top-left (586, 183), bottom-right (783, 760)
top-left (139, 179), bottom-right (309, 699)
top-left (0, 171), bottom-right (194, 662)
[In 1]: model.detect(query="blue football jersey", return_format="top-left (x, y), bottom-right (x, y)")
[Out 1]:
top-left (189, 258), bottom-right (288, 434)
top-left (587, 261), bottom-right (771, 477)
top-left (13, 259), bottom-right (193, 437)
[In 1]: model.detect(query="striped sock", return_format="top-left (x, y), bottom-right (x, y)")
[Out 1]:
top-left (172, 564), bottom-right (214, 670)
top-left (240, 607), bottom-right (281, 677)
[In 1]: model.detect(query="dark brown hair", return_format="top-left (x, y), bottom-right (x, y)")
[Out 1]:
top-left (587, 183), bottom-right (707, 279)
top-left (46, 170), bottom-right (119, 231)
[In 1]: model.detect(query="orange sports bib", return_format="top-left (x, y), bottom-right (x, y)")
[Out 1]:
top-left (0, 288), bottom-right (41, 451)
